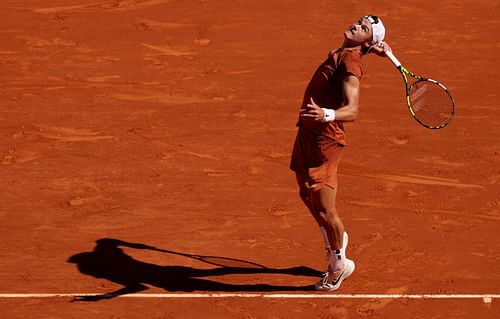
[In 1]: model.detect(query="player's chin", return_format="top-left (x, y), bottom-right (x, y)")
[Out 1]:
top-left (344, 34), bottom-right (362, 46)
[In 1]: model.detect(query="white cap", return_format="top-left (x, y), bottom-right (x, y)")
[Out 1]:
top-left (365, 15), bottom-right (385, 44)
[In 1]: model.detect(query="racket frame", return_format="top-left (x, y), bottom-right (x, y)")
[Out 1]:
top-left (385, 50), bottom-right (455, 129)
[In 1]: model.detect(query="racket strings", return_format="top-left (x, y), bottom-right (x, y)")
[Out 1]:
top-left (409, 81), bottom-right (454, 128)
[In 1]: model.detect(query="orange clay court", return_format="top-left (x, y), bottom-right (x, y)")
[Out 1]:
top-left (1, 0), bottom-right (499, 318)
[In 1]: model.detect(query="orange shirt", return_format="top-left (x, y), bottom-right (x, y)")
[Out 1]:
top-left (298, 49), bottom-right (363, 145)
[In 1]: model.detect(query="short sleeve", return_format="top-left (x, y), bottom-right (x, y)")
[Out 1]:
top-left (341, 51), bottom-right (363, 80)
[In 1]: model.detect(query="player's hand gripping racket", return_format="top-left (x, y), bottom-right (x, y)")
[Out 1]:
top-left (385, 50), bottom-right (456, 129)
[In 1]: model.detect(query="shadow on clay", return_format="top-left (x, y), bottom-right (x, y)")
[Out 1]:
top-left (68, 238), bottom-right (322, 301)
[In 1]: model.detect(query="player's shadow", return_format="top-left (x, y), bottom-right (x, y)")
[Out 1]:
top-left (68, 238), bottom-right (323, 301)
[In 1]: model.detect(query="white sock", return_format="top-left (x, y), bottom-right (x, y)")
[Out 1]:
top-left (341, 231), bottom-right (348, 260)
top-left (328, 249), bottom-right (344, 272)
top-left (320, 227), bottom-right (348, 258)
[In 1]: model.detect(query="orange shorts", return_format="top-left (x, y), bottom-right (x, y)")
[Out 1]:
top-left (290, 129), bottom-right (344, 190)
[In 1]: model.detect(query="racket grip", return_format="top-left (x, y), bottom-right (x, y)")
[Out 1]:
top-left (385, 50), bottom-right (402, 68)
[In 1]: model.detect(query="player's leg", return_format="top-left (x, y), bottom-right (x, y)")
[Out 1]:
top-left (310, 185), bottom-right (344, 271)
top-left (291, 132), bottom-right (348, 267)
top-left (295, 173), bottom-right (327, 227)
top-left (308, 150), bottom-right (354, 291)
top-left (295, 172), bottom-right (332, 255)
top-left (311, 185), bottom-right (355, 291)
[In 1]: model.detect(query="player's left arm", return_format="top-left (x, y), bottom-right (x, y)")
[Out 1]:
top-left (335, 75), bottom-right (360, 122)
top-left (300, 75), bottom-right (360, 122)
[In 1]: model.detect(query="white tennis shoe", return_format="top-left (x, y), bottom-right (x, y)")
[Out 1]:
top-left (315, 258), bottom-right (355, 291)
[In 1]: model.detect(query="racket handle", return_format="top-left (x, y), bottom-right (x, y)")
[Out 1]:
top-left (385, 50), bottom-right (402, 68)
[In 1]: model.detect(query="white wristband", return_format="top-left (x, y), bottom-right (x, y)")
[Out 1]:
top-left (321, 108), bottom-right (336, 122)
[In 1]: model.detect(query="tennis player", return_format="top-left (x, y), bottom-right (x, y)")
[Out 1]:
top-left (290, 15), bottom-right (391, 291)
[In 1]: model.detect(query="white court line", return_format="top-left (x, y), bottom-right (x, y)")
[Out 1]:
top-left (0, 293), bottom-right (497, 303)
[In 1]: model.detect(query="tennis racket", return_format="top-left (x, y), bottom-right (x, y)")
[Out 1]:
top-left (385, 50), bottom-right (455, 129)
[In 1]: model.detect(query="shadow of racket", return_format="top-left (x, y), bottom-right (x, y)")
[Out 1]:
top-left (149, 246), bottom-right (268, 269)
top-left (94, 238), bottom-right (268, 269)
